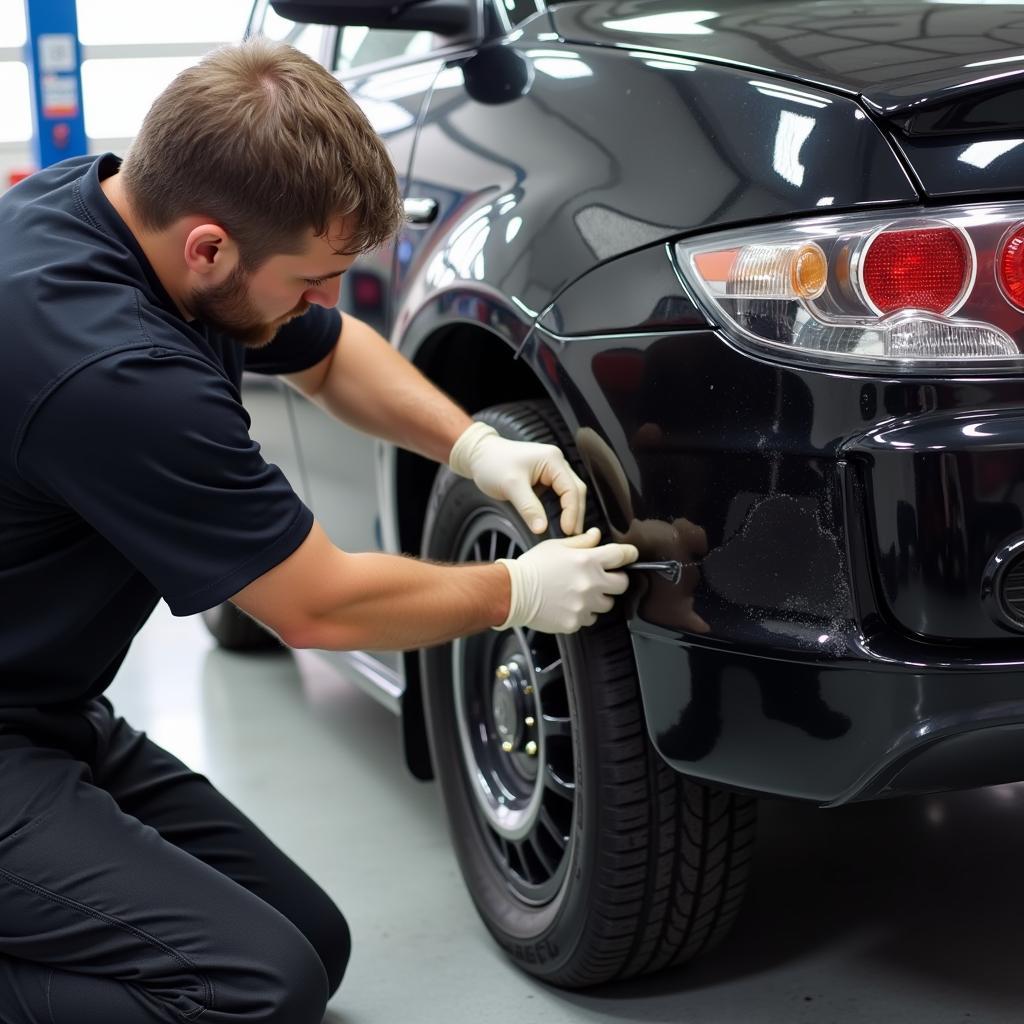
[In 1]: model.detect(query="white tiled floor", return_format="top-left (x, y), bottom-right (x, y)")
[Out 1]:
top-left (109, 603), bottom-right (1024, 1024)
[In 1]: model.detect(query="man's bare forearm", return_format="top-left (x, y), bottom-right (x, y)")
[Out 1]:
top-left (307, 314), bottom-right (472, 464)
top-left (232, 520), bottom-right (635, 650)
top-left (285, 550), bottom-right (511, 652)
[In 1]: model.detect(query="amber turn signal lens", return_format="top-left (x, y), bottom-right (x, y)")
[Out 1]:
top-left (790, 243), bottom-right (827, 300)
top-left (700, 243), bottom-right (828, 299)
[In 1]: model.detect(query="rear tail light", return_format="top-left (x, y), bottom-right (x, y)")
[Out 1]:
top-left (997, 221), bottom-right (1024, 311)
top-left (676, 203), bottom-right (1024, 372)
top-left (858, 226), bottom-right (971, 315)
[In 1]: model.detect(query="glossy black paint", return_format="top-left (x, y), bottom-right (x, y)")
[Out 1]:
top-left (550, 0), bottom-right (1024, 106)
top-left (631, 633), bottom-right (1024, 804)
top-left (884, 131), bottom-right (1024, 199)
top-left (279, 0), bottom-right (1024, 802)
top-left (344, 56), bottom-right (444, 336)
top-left (538, 328), bottom-right (861, 657)
top-left (537, 243), bottom-right (705, 336)
top-left (524, 319), bottom-right (1024, 801)
top-left (551, 0), bottom-right (1024, 200)
top-left (393, 29), bottom-right (915, 358)
top-left (378, 2), bottom-right (1024, 803)
top-left (851, 407), bottom-right (1024, 642)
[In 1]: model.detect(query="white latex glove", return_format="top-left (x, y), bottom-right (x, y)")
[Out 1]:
top-left (449, 421), bottom-right (588, 535)
top-left (496, 527), bottom-right (639, 634)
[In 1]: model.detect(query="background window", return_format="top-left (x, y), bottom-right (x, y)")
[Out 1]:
top-left (0, 62), bottom-right (31, 143)
top-left (333, 27), bottom-right (437, 74)
top-left (81, 56), bottom-right (199, 140)
top-left (1, 0), bottom-right (319, 183)
top-left (0, 0), bottom-right (28, 148)
top-left (260, 5), bottom-right (329, 62)
top-left (76, 0), bottom-right (252, 45)
top-left (76, 0), bottom-right (254, 141)
top-left (0, 0), bottom-right (26, 47)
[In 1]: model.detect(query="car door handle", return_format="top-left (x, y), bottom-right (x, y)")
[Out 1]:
top-left (404, 197), bottom-right (438, 225)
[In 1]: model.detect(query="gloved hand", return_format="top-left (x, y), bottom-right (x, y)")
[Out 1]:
top-left (497, 527), bottom-right (639, 634)
top-left (449, 421), bottom-right (588, 535)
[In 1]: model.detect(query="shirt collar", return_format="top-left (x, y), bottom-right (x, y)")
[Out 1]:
top-left (79, 152), bottom-right (180, 318)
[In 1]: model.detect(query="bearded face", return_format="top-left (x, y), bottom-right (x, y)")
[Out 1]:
top-left (189, 263), bottom-right (309, 348)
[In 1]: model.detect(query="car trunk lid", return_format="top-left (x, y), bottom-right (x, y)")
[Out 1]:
top-left (550, 0), bottom-right (1024, 196)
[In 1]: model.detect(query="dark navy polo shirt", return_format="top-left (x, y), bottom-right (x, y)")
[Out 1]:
top-left (0, 154), bottom-right (341, 707)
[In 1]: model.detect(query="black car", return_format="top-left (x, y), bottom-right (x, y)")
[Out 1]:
top-left (208, 0), bottom-right (1024, 989)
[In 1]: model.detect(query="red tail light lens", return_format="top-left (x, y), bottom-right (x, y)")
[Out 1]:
top-left (997, 222), bottom-right (1024, 311)
top-left (860, 226), bottom-right (971, 315)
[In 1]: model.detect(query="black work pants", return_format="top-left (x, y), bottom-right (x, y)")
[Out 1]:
top-left (0, 697), bottom-right (349, 1023)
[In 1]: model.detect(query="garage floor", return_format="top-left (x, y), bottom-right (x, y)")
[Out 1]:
top-left (108, 604), bottom-right (1024, 1024)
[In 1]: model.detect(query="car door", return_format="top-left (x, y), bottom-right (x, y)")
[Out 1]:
top-left (279, 16), bottom-right (474, 685)
top-left (388, 0), bottom-right (545, 322)
top-left (239, 1), bottom-right (334, 507)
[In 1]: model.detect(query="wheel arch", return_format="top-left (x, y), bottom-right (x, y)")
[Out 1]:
top-left (394, 319), bottom-right (552, 780)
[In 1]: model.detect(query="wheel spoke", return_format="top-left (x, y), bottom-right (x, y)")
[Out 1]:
top-left (538, 806), bottom-right (569, 850)
top-left (535, 659), bottom-right (565, 713)
top-left (535, 657), bottom-right (563, 678)
top-left (488, 531), bottom-right (498, 562)
top-left (511, 840), bottom-right (536, 883)
top-left (541, 713), bottom-right (572, 741)
top-left (499, 835), bottom-right (516, 873)
top-left (528, 833), bottom-right (556, 876)
top-left (505, 536), bottom-right (518, 559)
top-left (544, 765), bottom-right (576, 800)
top-left (472, 540), bottom-right (483, 563)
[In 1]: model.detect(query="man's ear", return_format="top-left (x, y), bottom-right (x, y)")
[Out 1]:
top-left (183, 223), bottom-right (240, 280)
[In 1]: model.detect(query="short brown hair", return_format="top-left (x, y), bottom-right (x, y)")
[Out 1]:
top-left (120, 38), bottom-right (403, 267)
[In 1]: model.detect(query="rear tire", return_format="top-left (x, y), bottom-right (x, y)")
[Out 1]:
top-left (200, 602), bottom-right (282, 653)
top-left (421, 399), bottom-right (756, 988)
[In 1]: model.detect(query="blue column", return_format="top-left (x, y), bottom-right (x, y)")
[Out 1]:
top-left (23, 0), bottom-right (88, 168)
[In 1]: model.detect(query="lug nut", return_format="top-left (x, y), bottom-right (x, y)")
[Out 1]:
top-left (496, 665), bottom-right (511, 680)
top-left (501, 740), bottom-right (514, 753)
top-left (524, 716), bottom-right (535, 727)
top-left (525, 740), bottom-right (538, 757)
top-left (524, 685), bottom-right (534, 695)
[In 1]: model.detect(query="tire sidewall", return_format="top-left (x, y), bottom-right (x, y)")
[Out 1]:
top-left (420, 409), bottom-right (617, 977)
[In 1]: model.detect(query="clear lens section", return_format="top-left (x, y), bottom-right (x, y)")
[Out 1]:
top-left (886, 315), bottom-right (1014, 360)
top-left (790, 314), bottom-right (1013, 359)
top-left (676, 204), bottom-right (1024, 372)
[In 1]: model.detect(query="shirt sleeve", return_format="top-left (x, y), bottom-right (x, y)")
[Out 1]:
top-left (244, 304), bottom-right (341, 376)
top-left (17, 347), bottom-right (314, 616)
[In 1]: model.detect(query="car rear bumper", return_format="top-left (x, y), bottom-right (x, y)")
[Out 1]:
top-left (631, 626), bottom-right (1024, 804)
top-left (545, 326), bottom-right (1024, 803)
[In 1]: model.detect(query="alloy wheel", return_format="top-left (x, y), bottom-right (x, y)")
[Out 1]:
top-left (451, 510), bottom-right (577, 905)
